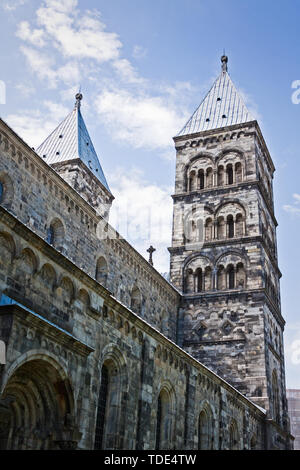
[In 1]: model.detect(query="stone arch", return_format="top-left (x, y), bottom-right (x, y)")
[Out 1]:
top-left (57, 276), bottom-right (74, 304)
top-left (0, 171), bottom-right (14, 208)
top-left (39, 263), bottom-right (57, 289)
top-left (155, 381), bottom-right (176, 450)
top-left (46, 218), bottom-right (65, 248)
top-left (0, 231), bottom-right (15, 265)
top-left (17, 247), bottom-right (39, 275)
top-left (95, 256), bottom-right (108, 287)
top-left (229, 418), bottom-right (239, 449)
top-left (198, 402), bottom-right (214, 450)
top-left (94, 345), bottom-right (128, 450)
top-left (77, 288), bottom-right (90, 309)
top-left (130, 285), bottom-right (141, 314)
top-left (0, 352), bottom-right (78, 450)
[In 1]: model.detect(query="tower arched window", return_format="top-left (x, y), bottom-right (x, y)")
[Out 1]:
top-left (198, 170), bottom-right (205, 190)
top-left (227, 215), bottom-right (234, 238)
top-left (206, 168), bottom-right (213, 188)
top-left (205, 218), bottom-right (213, 241)
top-left (227, 164), bottom-right (233, 185)
top-left (195, 268), bottom-right (203, 292)
top-left (217, 265), bottom-right (226, 290)
top-left (218, 166), bottom-right (225, 186)
top-left (227, 265), bottom-right (235, 289)
top-left (235, 162), bottom-right (242, 182)
top-left (235, 213), bottom-right (244, 237)
top-left (204, 266), bottom-right (212, 291)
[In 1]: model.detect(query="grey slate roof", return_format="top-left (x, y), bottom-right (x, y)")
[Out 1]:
top-left (37, 97), bottom-right (110, 192)
top-left (178, 58), bottom-right (254, 136)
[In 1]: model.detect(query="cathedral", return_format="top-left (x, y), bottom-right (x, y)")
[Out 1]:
top-left (0, 55), bottom-right (294, 450)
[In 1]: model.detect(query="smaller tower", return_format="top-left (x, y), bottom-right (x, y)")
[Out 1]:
top-left (37, 93), bottom-right (114, 219)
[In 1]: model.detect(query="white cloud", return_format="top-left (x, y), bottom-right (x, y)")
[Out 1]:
top-left (20, 46), bottom-right (81, 88)
top-left (132, 45), bottom-right (147, 59)
top-left (96, 88), bottom-right (188, 151)
top-left (34, 0), bottom-right (122, 63)
top-left (1, 0), bottom-right (26, 11)
top-left (283, 194), bottom-right (300, 216)
top-left (112, 59), bottom-right (145, 84)
top-left (109, 168), bottom-right (173, 273)
top-left (5, 100), bottom-right (69, 148)
top-left (16, 21), bottom-right (46, 47)
top-left (15, 82), bottom-right (35, 97)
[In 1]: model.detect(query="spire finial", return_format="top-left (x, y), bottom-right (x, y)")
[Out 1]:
top-left (221, 53), bottom-right (228, 72)
top-left (75, 89), bottom-right (83, 109)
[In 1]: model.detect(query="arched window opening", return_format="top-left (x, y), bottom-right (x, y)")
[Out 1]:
top-left (189, 171), bottom-right (197, 192)
top-left (96, 257), bottom-right (108, 287)
top-left (196, 268), bottom-right (203, 292)
top-left (217, 166), bottom-right (224, 186)
top-left (198, 170), bottom-right (205, 190)
top-left (130, 286), bottom-right (141, 314)
top-left (46, 226), bottom-right (54, 245)
top-left (229, 420), bottom-right (238, 450)
top-left (217, 265), bottom-right (226, 290)
top-left (235, 213), bottom-right (244, 237)
top-left (227, 164), bottom-right (233, 185)
top-left (206, 168), bottom-right (213, 188)
top-left (47, 219), bottom-right (65, 248)
top-left (217, 217), bottom-right (226, 239)
top-left (198, 407), bottom-right (213, 450)
top-left (204, 266), bottom-right (212, 291)
top-left (250, 435), bottom-right (257, 450)
top-left (227, 265), bottom-right (235, 289)
top-left (185, 268), bottom-right (194, 293)
top-left (205, 218), bottom-right (213, 241)
top-left (0, 174), bottom-right (13, 208)
top-left (155, 389), bottom-right (172, 450)
top-left (227, 215), bottom-right (234, 238)
top-left (236, 262), bottom-right (246, 288)
top-left (155, 394), bottom-right (162, 450)
top-left (235, 162), bottom-right (242, 183)
top-left (94, 364), bottom-right (109, 450)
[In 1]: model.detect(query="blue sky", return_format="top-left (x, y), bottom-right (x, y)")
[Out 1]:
top-left (0, 0), bottom-right (300, 388)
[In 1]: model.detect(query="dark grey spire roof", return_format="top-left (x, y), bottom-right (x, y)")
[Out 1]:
top-left (178, 56), bottom-right (254, 136)
top-left (37, 94), bottom-right (110, 192)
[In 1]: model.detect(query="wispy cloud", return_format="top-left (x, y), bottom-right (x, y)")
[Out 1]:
top-left (283, 193), bottom-right (300, 216)
top-left (110, 168), bottom-right (173, 273)
top-left (13, 0), bottom-right (194, 157)
top-left (1, 0), bottom-right (27, 11)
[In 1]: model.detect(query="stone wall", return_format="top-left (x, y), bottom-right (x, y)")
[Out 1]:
top-left (0, 119), bottom-right (179, 342)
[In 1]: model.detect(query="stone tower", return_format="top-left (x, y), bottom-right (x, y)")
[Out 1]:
top-left (169, 56), bottom-right (289, 428)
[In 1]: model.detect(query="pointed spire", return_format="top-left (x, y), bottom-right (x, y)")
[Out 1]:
top-left (177, 55), bottom-right (254, 136)
top-left (36, 94), bottom-right (111, 192)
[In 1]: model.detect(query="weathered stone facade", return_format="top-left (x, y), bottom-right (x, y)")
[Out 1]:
top-left (0, 58), bottom-right (294, 450)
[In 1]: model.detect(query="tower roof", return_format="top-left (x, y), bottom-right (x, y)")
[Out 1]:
top-left (177, 56), bottom-right (254, 137)
top-left (37, 93), bottom-right (110, 192)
